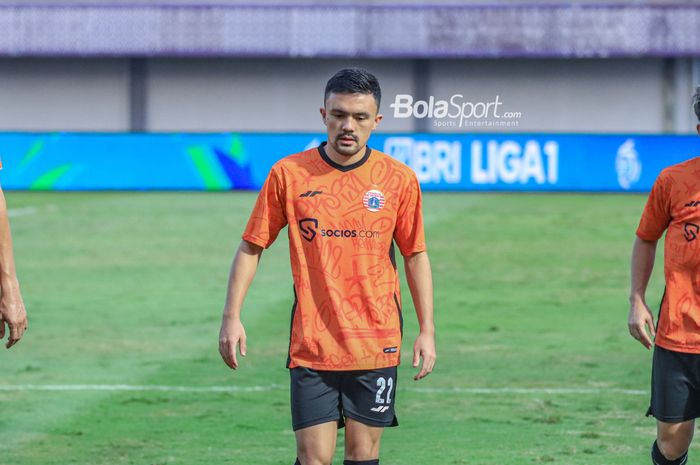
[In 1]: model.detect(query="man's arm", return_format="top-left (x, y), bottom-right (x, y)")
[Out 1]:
top-left (0, 187), bottom-right (26, 349)
top-left (404, 250), bottom-right (436, 380)
top-left (218, 240), bottom-right (264, 369)
top-left (628, 236), bottom-right (658, 349)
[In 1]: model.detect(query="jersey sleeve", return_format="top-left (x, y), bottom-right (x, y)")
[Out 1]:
top-left (242, 166), bottom-right (288, 248)
top-left (636, 170), bottom-right (672, 241)
top-left (394, 171), bottom-right (426, 256)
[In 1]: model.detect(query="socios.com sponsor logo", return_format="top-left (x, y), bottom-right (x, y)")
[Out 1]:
top-left (321, 229), bottom-right (381, 239)
top-left (298, 218), bottom-right (380, 242)
top-left (299, 218), bottom-right (318, 242)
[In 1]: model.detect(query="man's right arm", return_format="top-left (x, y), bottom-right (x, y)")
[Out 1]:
top-left (0, 187), bottom-right (27, 349)
top-left (218, 239), bottom-right (264, 369)
top-left (628, 236), bottom-right (658, 349)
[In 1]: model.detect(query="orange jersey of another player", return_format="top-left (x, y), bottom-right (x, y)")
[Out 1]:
top-left (243, 142), bottom-right (426, 370)
top-left (637, 157), bottom-right (700, 353)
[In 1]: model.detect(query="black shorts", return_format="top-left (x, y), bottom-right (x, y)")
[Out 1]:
top-left (290, 366), bottom-right (399, 431)
top-left (647, 345), bottom-right (700, 422)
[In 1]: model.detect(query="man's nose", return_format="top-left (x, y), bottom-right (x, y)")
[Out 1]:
top-left (340, 116), bottom-right (354, 132)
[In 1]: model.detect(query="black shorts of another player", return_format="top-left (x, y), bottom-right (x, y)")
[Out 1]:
top-left (648, 345), bottom-right (700, 422)
top-left (290, 366), bottom-right (399, 432)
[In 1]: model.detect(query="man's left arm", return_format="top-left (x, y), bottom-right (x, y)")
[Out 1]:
top-left (404, 250), bottom-right (435, 381)
top-left (0, 187), bottom-right (26, 349)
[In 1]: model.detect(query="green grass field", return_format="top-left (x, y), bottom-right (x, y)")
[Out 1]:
top-left (0, 191), bottom-right (671, 465)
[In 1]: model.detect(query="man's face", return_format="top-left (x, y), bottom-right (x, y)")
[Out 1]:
top-left (320, 92), bottom-right (382, 157)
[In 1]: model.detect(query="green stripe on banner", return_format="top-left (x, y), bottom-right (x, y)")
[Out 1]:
top-left (187, 147), bottom-right (229, 190)
top-left (30, 164), bottom-right (72, 190)
top-left (20, 139), bottom-right (45, 169)
top-left (229, 135), bottom-right (247, 163)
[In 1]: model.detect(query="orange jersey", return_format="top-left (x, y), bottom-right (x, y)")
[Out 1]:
top-left (243, 142), bottom-right (426, 370)
top-left (637, 157), bottom-right (700, 353)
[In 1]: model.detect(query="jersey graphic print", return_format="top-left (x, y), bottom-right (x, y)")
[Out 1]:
top-left (637, 157), bottom-right (700, 353)
top-left (243, 142), bottom-right (426, 370)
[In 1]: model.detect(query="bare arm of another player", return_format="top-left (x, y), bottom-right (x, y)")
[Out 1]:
top-left (0, 187), bottom-right (27, 349)
top-left (404, 250), bottom-right (436, 380)
top-left (218, 240), bottom-right (264, 370)
top-left (628, 236), bottom-right (658, 350)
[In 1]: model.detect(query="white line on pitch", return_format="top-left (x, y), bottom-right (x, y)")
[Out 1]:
top-left (0, 384), bottom-right (286, 393)
top-left (0, 384), bottom-right (646, 395)
top-left (7, 206), bottom-right (37, 218)
top-left (409, 387), bottom-right (646, 395)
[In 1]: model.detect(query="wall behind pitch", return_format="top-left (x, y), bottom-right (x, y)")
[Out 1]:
top-left (146, 58), bottom-right (416, 132)
top-left (0, 132), bottom-right (698, 192)
top-left (0, 59), bottom-right (130, 131)
top-left (428, 59), bottom-right (667, 133)
top-left (0, 57), bottom-right (673, 133)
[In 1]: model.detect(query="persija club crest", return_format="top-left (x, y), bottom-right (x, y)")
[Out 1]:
top-left (363, 190), bottom-right (385, 212)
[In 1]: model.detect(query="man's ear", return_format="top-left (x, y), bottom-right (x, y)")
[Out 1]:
top-left (372, 113), bottom-right (383, 130)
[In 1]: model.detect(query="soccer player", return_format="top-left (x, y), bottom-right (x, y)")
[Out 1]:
top-left (0, 185), bottom-right (27, 349)
top-left (218, 68), bottom-right (436, 465)
top-left (628, 86), bottom-right (700, 465)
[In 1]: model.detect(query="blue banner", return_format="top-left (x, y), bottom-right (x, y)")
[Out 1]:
top-left (0, 132), bottom-right (698, 192)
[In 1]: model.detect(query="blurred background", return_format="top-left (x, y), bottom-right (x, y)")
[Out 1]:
top-left (1, 1), bottom-right (699, 465)
top-left (0, 0), bottom-right (699, 192)
top-left (0, 0), bottom-right (699, 134)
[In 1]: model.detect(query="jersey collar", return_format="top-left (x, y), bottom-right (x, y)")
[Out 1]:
top-left (318, 141), bottom-right (372, 172)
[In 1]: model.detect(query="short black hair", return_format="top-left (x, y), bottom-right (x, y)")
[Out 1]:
top-left (324, 68), bottom-right (381, 111)
top-left (694, 86), bottom-right (700, 122)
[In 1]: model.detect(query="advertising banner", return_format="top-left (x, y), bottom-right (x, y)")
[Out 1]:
top-left (0, 132), bottom-right (698, 192)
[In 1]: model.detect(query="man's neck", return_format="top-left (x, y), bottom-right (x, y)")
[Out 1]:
top-left (324, 142), bottom-right (367, 166)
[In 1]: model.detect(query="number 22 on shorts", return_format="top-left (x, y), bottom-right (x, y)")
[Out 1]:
top-left (370, 376), bottom-right (394, 413)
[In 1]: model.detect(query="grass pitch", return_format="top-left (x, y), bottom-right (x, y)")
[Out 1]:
top-left (0, 191), bottom-right (668, 465)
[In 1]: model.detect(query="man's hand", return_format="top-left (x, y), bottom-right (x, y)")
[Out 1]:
top-left (219, 317), bottom-right (247, 369)
top-left (628, 298), bottom-right (655, 349)
top-left (0, 288), bottom-right (27, 349)
top-left (412, 331), bottom-right (436, 380)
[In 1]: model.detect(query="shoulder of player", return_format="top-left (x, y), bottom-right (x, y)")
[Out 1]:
top-left (661, 157), bottom-right (700, 177)
top-left (269, 147), bottom-right (319, 176)
top-left (647, 157), bottom-right (700, 201)
top-left (654, 157), bottom-right (700, 187)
